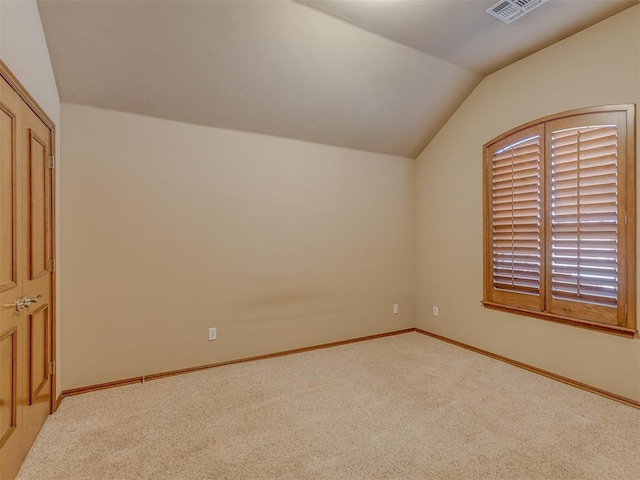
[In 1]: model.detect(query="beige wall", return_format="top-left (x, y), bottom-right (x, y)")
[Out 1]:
top-left (415, 6), bottom-right (640, 401)
top-left (0, 0), bottom-right (60, 122)
top-left (60, 104), bottom-right (415, 389)
top-left (0, 0), bottom-right (62, 395)
top-left (55, 4), bottom-right (640, 400)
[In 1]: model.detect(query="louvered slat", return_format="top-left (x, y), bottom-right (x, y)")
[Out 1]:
top-left (550, 125), bottom-right (618, 306)
top-left (491, 135), bottom-right (541, 294)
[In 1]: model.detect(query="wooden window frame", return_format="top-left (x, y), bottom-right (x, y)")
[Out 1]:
top-left (483, 105), bottom-right (637, 338)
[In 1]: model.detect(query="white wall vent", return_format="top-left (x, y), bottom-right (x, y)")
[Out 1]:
top-left (486, 0), bottom-right (548, 24)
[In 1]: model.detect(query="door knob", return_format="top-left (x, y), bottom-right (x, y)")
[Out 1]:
top-left (2, 295), bottom-right (42, 312)
top-left (22, 295), bottom-right (42, 308)
top-left (6, 297), bottom-right (29, 312)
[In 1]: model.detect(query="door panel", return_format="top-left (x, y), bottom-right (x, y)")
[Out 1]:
top-left (27, 131), bottom-right (50, 280)
top-left (0, 328), bottom-right (17, 447)
top-left (0, 105), bottom-right (17, 293)
top-left (28, 305), bottom-right (49, 405)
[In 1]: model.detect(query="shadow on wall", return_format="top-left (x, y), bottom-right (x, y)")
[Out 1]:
top-left (230, 291), bottom-right (345, 324)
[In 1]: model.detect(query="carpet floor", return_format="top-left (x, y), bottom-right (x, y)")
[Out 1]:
top-left (17, 332), bottom-right (640, 479)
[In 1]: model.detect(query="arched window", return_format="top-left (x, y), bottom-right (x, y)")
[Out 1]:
top-left (483, 105), bottom-right (636, 337)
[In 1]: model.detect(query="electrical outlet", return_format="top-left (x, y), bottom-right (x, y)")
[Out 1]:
top-left (432, 306), bottom-right (439, 316)
top-left (208, 327), bottom-right (217, 341)
top-left (393, 304), bottom-right (399, 314)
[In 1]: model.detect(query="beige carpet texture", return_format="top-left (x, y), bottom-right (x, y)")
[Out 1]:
top-left (17, 333), bottom-right (640, 479)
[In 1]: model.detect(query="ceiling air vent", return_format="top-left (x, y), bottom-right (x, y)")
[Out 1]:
top-left (486, 0), bottom-right (548, 24)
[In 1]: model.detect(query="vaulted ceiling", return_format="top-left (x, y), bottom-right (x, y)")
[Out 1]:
top-left (38, 0), bottom-right (636, 158)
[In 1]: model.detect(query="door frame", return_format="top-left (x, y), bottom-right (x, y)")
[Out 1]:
top-left (0, 59), bottom-right (57, 413)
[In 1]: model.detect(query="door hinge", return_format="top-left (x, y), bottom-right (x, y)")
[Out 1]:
top-left (625, 214), bottom-right (628, 225)
top-left (49, 258), bottom-right (56, 272)
top-left (625, 304), bottom-right (628, 315)
top-left (49, 360), bottom-right (56, 376)
top-left (49, 155), bottom-right (55, 169)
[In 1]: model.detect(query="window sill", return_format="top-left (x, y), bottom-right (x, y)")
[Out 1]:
top-left (481, 301), bottom-right (637, 338)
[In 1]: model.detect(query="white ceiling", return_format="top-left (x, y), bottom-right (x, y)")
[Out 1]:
top-left (38, 0), bottom-right (637, 158)
top-left (300, 0), bottom-right (637, 75)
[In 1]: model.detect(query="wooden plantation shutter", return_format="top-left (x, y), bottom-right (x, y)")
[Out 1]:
top-left (546, 112), bottom-right (628, 325)
top-left (492, 135), bottom-right (541, 293)
top-left (486, 124), bottom-right (544, 311)
top-left (483, 106), bottom-right (636, 336)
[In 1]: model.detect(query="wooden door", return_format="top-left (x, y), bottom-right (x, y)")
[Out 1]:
top-left (0, 71), bottom-right (26, 480)
top-left (20, 102), bottom-right (53, 452)
top-left (0, 67), bottom-right (55, 480)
